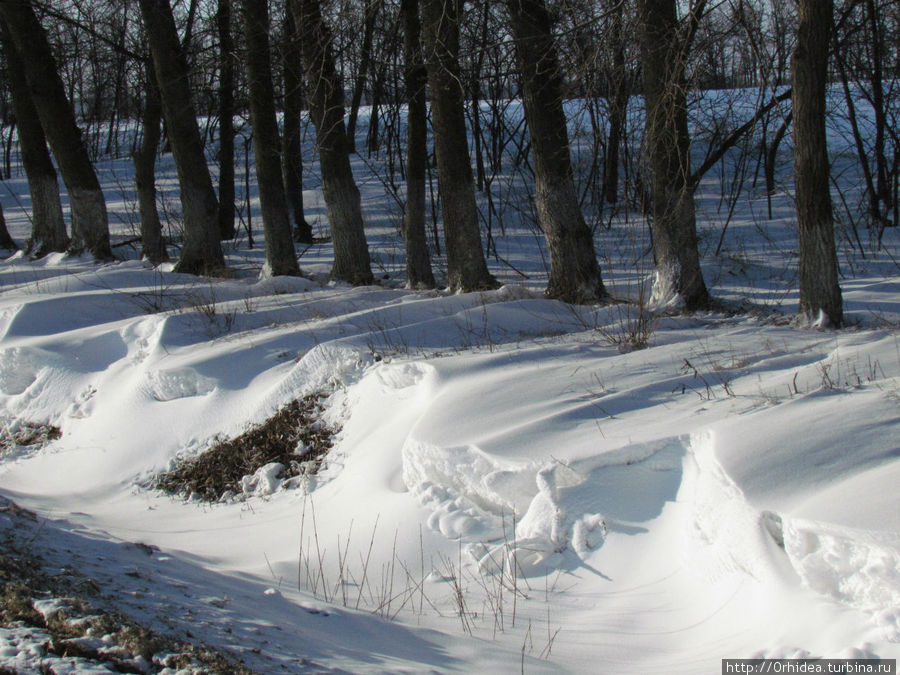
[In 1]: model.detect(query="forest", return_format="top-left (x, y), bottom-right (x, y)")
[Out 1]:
top-left (0, 1), bottom-right (899, 673)
top-left (0, 0), bottom-right (896, 319)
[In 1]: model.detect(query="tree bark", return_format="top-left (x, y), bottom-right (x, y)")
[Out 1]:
top-left (133, 62), bottom-right (169, 265)
top-left (282, 9), bottom-right (313, 244)
top-left (0, 200), bottom-right (17, 251)
top-left (400, 0), bottom-right (435, 289)
top-left (506, 0), bottom-right (606, 304)
top-left (138, 0), bottom-right (225, 275)
top-left (243, 0), bottom-right (300, 277)
top-left (346, 0), bottom-right (381, 154)
top-left (291, 0), bottom-right (373, 285)
top-left (792, 0), bottom-right (843, 326)
top-left (0, 0), bottom-right (110, 260)
top-left (0, 18), bottom-right (68, 257)
top-left (638, 0), bottom-right (709, 310)
top-left (217, 0), bottom-right (237, 240)
top-left (420, 0), bottom-right (497, 292)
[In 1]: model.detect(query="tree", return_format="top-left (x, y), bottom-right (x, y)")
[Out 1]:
top-left (281, 9), bottom-right (313, 244)
top-left (637, 0), bottom-right (709, 310)
top-left (0, 0), bottom-right (111, 260)
top-left (420, 0), bottom-right (497, 292)
top-left (792, 0), bottom-right (843, 326)
top-left (290, 0), bottom-right (373, 285)
top-left (399, 0), bottom-right (435, 289)
top-left (132, 61), bottom-right (169, 265)
top-left (138, 0), bottom-right (225, 275)
top-left (217, 0), bottom-right (237, 241)
top-left (505, 0), bottom-right (606, 304)
top-left (0, 18), bottom-right (69, 257)
top-left (0, 200), bottom-right (17, 251)
top-left (243, 0), bottom-right (300, 277)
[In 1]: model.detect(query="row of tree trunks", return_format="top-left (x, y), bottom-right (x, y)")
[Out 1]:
top-left (0, 0), bottom-right (110, 260)
top-left (0, 17), bottom-right (69, 257)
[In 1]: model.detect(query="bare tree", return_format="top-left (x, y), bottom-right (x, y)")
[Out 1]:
top-left (217, 0), bottom-right (237, 240)
top-left (793, 0), bottom-right (843, 326)
top-left (281, 8), bottom-right (313, 244)
top-left (0, 200), bottom-right (17, 251)
top-left (132, 60), bottom-right (169, 265)
top-left (290, 0), bottom-right (373, 285)
top-left (399, 0), bottom-right (435, 289)
top-left (420, 0), bottom-right (497, 292)
top-left (637, 0), bottom-right (709, 310)
top-left (505, 0), bottom-right (606, 303)
top-left (0, 18), bottom-right (69, 256)
top-left (243, 0), bottom-right (300, 277)
top-left (138, 0), bottom-right (225, 275)
top-left (0, 0), bottom-right (111, 260)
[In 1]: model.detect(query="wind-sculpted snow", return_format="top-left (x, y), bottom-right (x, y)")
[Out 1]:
top-left (0, 251), bottom-right (898, 670)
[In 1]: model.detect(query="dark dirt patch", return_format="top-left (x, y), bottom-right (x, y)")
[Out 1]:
top-left (156, 392), bottom-right (336, 502)
top-left (0, 496), bottom-right (257, 674)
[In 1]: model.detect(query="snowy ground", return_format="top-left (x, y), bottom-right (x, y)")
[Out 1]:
top-left (0, 101), bottom-right (899, 673)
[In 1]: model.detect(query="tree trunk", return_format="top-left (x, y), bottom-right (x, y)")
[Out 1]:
top-left (0, 200), bottom-right (17, 251)
top-left (792, 0), bottom-right (842, 326)
top-left (138, 0), bottom-right (225, 275)
top-left (420, 0), bottom-right (497, 292)
top-left (0, 0), bottom-right (110, 260)
top-left (217, 0), bottom-right (237, 240)
top-left (603, 0), bottom-right (628, 206)
top-left (0, 18), bottom-right (68, 257)
top-left (243, 0), bottom-right (300, 277)
top-left (290, 0), bottom-right (373, 285)
top-left (638, 0), bottom-right (709, 310)
top-left (133, 62), bottom-right (169, 265)
top-left (282, 10), bottom-right (313, 244)
top-left (400, 0), bottom-right (435, 289)
top-left (506, 0), bottom-right (606, 304)
top-left (346, 0), bottom-right (381, 154)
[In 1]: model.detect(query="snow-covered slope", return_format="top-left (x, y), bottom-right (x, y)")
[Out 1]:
top-left (0, 250), bottom-right (897, 672)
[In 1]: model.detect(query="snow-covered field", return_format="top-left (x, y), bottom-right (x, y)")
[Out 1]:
top-left (0, 100), bottom-right (898, 673)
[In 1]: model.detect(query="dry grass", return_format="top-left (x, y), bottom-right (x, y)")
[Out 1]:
top-left (156, 392), bottom-right (335, 502)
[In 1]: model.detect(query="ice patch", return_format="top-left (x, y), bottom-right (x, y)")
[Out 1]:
top-left (145, 368), bottom-right (217, 401)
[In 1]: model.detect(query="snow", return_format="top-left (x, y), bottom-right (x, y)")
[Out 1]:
top-left (0, 97), bottom-right (898, 673)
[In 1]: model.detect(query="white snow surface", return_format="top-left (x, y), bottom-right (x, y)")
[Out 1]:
top-left (1, 99), bottom-right (899, 672)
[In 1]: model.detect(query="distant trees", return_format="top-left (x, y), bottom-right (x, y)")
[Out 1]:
top-left (0, 0), bottom-right (890, 325)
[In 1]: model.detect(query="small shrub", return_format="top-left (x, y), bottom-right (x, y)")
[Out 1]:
top-left (156, 392), bottom-right (336, 502)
